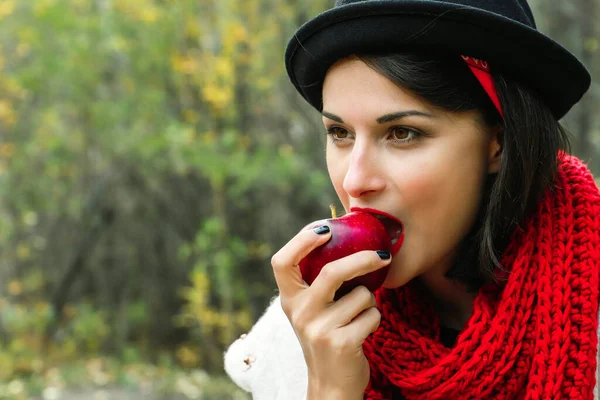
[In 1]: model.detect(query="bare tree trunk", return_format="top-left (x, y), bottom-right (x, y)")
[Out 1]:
top-left (45, 206), bottom-right (115, 344)
top-left (235, 42), bottom-right (252, 137)
top-left (577, 0), bottom-right (596, 161)
top-left (211, 178), bottom-right (235, 346)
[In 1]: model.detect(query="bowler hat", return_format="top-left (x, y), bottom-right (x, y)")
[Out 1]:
top-left (285, 0), bottom-right (591, 120)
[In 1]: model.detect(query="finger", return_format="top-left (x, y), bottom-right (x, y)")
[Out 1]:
top-left (309, 250), bottom-right (391, 303)
top-left (271, 225), bottom-right (332, 297)
top-left (299, 218), bottom-right (329, 232)
top-left (339, 306), bottom-right (381, 345)
top-left (325, 285), bottom-right (377, 327)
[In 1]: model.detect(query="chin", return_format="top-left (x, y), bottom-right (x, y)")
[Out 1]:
top-left (380, 271), bottom-right (412, 290)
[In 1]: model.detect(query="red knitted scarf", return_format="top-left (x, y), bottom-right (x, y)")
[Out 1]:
top-left (363, 153), bottom-right (600, 399)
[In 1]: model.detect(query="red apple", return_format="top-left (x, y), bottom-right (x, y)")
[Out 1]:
top-left (299, 210), bottom-right (403, 300)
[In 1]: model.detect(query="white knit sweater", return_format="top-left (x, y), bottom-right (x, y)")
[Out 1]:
top-left (224, 295), bottom-right (600, 399)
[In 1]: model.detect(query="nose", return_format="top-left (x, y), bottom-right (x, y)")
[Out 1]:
top-left (342, 142), bottom-right (386, 199)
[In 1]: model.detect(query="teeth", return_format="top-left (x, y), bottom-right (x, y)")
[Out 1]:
top-left (391, 237), bottom-right (398, 245)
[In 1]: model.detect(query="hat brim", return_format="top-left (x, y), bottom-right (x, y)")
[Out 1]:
top-left (285, 0), bottom-right (591, 120)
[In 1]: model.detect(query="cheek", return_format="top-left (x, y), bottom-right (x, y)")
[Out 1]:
top-left (404, 157), bottom-right (484, 230)
top-left (385, 150), bottom-right (488, 286)
top-left (405, 151), bottom-right (483, 199)
top-left (404, 131), bottom-right (490, 233)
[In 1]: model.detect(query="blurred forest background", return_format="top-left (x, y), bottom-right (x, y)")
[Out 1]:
top-left (0, 0), bottom-right (598, 399)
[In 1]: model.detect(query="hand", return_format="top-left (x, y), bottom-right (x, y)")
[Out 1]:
top-left (270, 225), bottom-right (391, 399)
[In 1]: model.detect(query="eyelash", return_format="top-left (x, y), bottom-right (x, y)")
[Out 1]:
top-left (325, 126), bottom-right (424, 146)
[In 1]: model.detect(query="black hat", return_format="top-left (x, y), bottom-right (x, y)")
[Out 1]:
top-left (285, 0), bottom-right (591, 120)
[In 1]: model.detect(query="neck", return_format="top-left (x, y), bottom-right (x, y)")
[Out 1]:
top-left (418, 269), bottom-right (478, 331)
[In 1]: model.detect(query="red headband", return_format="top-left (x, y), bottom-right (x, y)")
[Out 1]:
top-left (461, 55), bottom-right (504, 119)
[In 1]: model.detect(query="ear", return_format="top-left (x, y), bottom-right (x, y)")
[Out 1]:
top-left (487, 125), bottom-right (503, 174)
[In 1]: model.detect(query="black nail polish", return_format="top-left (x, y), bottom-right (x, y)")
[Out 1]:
top-left (313, 225), bottom-right (330, 235)
top-left (377, 250), bottom-right (391, 260)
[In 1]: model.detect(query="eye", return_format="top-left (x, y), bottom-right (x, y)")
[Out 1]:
top-left (326, 126), bottom-right (352, 141)
top-left (388, 126), bottom-right (422, 144)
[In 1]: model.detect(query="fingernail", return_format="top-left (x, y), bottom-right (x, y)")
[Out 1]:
top-left (313, 225), bottom-right (330, 235)
top-left (377, 250), bottom-right (391, 260)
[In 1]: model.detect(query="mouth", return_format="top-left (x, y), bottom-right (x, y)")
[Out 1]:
top-left (351, 207), bottom-right (404, 255)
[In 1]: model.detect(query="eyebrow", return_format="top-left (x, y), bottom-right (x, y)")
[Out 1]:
top-left (321, 110), bottom-right (434, 124)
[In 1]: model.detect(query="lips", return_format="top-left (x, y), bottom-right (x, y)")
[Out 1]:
top-left (351, 207), bottom-right (404, 255)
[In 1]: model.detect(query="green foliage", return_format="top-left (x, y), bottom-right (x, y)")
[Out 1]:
top-left (0, 0), bottom-right (597, 397)
top-left (0, 271), bottom-right (107, 380)
top-left (68, 303), bottom-right (110, 353)
top-left (0, 0), bottom-right (337, 392)
top-left (0, 361), bottom-right (249, 400)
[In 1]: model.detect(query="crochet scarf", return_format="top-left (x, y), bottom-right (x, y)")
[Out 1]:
top-left (363, 153), bottom-right (600, 399)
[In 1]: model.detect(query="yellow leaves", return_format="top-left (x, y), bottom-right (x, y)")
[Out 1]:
top-left (279, 3), bottom-right (295, 20)
top-left (115, 2), bottom-right (161, 24)
top-left (171, 54), bottom-right (234, 116)
top-left (2, 78), bottom-right (27, 101)
top-left (0, 142), bottom-right (15, 158)
top-left (8, 280), bottom-right (23, 296)
top-left (0, 0), bottom-right (15, 20)
top-left (201, 83), bottom-right (232, 113)
top-left (214, 57), bottom-right (234, 79)
top-left (108, 36), bottom-right (130, 52)
top-left (229, 23), bottom-right (248, 43)
top-left (0, 100), bottom-right (16, 126)
top-left (185, 17), bottom-right (201, 38)
top-left (59, 337), bottom-right (77, 358)
top-left (16, 27), bottom-right (39, 47)
top-left (35, 301), bottom-right (50, 316)
top-left (256, 77), bottom-right (273, 91)
top-left (196, 55), bottom-right (235, 113)
top-left (71, 0), bottom-right (91, 12)
top-left (0, 353), bottom-right (15, 381)
top-left (172, 17), bottom-right (258, 116)
top-left (140, 6), bottom-right (159, 23)
top-left (33, 0), bottom-right (55, 16)
top-left (189, 269), bottom-right (209, 300)
top-left (202, 131), bottom-right (216, 145)
top-left (171, 54), bottom-right (198, 75)
top-left (7, 272), bottom-right (46, 297)
top-left (6, 271), bottom-right (50, 298)
top-left (16, 243), bottom-right (30, 260)
top-left (177, 269), bottom-right (252, 347)
top-left (182, 109), bottom-right (199, 125)
top-left (175, 345), bottom-right (199, 368)
top-left (221, 21), bottom-right (250, 59)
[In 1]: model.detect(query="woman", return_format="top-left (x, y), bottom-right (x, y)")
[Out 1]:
top-left (225, 0), bottom-right (600, 398)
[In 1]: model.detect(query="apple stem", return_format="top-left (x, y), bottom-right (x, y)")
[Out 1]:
top-left (329, 204), bottom-right (337, 219)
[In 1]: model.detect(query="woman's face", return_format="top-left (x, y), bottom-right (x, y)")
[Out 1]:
top-left (322, 57), bottom-right (501, 288)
